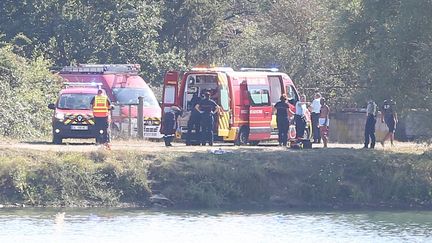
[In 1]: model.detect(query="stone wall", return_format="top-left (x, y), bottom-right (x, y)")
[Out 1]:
top-left (329, 112), bottom-right (388, 144)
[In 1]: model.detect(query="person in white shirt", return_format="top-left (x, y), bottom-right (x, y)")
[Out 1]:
top-left (310, 93), bottom-right (321, 143)
top-left (295, 94), bottom-right (309, 139)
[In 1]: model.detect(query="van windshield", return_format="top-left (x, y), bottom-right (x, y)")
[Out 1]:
top-left (58, 93), bottom-right (95, 110)
top-left (113, 87), bottom-right (158, 107)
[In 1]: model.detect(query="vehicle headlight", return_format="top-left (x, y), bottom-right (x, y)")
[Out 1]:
top-left (55, 113), bottom-right (65, 121)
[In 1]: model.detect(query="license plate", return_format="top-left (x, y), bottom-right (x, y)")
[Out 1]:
top-left (71, 125), bottom-right (88, 130)
top-left (144, 132), bottom-right (158, 137)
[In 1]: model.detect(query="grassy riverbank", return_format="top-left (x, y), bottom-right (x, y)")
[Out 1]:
top-left (1, 147), bottom-right (432, 209)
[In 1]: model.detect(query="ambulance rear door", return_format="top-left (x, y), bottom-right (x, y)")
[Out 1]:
top-left (247, 79), bottom-right (272, 141)
top-left (217, 73), bottom-right (231, 137)
top-left (162, 71), bottom-right (180, 113)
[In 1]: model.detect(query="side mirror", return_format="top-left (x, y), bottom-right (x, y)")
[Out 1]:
top-left (110, 106), bottom-right (115, 111)
top-left (48, 103), bottom-right (55, 110)
top-left (158, 102), bottom-right (162, 107)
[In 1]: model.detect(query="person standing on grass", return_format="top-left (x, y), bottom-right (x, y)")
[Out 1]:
top-left (195, 91), bottom-right (219, 146)
top-left (318, 98), bottom-right (330, 148)
top-left (310, 93), bottom-right (322, 143)
top-left (161, 106), bottom-right (182, 147)
top-left (274, 94), bottom-right (290, 146)
top-left (186, 91), bottom-right (202, 146)
top-left (381, 99), bottom-right (398, 147)
top-left (364, 99), bottom-right (378, 149)
top-left (295, 94), bottom-right (309, 139)
top-left (90, 89), bottom-right (111, 148)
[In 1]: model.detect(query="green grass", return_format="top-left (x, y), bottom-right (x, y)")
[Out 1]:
top-left (0, 148), bottom-right (432, 209)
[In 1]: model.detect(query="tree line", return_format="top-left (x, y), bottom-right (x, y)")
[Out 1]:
top-left (0, 0), bottom-right (431, 138)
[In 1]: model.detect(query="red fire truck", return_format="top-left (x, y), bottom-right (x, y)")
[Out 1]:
top-left (58, 64), bottom-right (162, 139)
top-left (161, 67), bottom-right (311, 145)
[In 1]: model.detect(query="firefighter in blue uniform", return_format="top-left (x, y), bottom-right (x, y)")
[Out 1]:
top-left (161, 106), bottom-right (182, 147)
top-left (186, 91), bottom-right (202, 145)
top-left (195, 91), bottom-right (219, 146)
top-left (274, 94), bottom-right (290, 146)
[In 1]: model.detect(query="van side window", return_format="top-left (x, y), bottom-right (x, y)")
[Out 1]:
top-left (220, 88), bottom-right (230, 111)
top-left (248, 87), bottom-right (270, 106)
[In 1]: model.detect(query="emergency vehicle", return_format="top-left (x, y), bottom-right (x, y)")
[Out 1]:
top-left (58, 64), bottom-right (162, 138)
top-left (48, 83), bottom-right (100, 144)
top-left (161, 67), bottom-right (311, 145)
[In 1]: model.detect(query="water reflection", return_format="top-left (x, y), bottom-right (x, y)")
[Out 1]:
top-left (0, 209), bottom-right (431, 243)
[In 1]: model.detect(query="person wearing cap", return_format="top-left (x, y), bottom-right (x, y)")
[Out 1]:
top-left (274, 94), bottom-right (290, 146)
top-left (161, 106), bottom-right (182, 147)
top-left (381, 99), bottom-right (398, 146)
top-left (195, 91), bottom-right (220, 146)
top-left (364, 99), bottom-right (378, 149)
top-left (90, 89), bottom-right (112, 147)
top-left (310, 93), bottom-right (322, 143)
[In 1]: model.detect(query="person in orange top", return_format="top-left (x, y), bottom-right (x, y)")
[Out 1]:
top-left (90, 89), bottom-right (112, 146)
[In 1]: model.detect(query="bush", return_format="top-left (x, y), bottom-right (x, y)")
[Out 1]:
top-left (0, 45), bottom-right (61, 139)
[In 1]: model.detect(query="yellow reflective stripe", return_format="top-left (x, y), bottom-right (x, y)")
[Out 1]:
top-left (218, 111), bottom-right (230, 136)
top-left (94, 95), bottom-right (109, 113)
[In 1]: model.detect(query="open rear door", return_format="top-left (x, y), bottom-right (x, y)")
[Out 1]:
top-left (162, 71), bottom-right (180, 113)
top-left (217, 73), bottom-right (230, 137)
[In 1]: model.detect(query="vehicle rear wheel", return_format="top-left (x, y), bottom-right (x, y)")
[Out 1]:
top-left (52, 135), bottom-right (62, 145)
top-left (234, 127), bottom-right (249, 146)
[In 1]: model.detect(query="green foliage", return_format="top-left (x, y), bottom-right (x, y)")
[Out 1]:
top-left (1, 148), bottom-right (432, 208)
top-left (0, 0), bottom-right (431, 133)
top-left (340, 0), bottom-right (432, 110)
top-left (0, 46), bottom-right (61, 138)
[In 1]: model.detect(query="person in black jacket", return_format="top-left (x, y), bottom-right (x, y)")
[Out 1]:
top-left (186, 92), bottom-right (202, 145)
top-left (274, 94), bottom-right (289, 146)
top-left (195, 92), bottom-right (220, 146)
top-left (161, 106), bottom-right (182, 147)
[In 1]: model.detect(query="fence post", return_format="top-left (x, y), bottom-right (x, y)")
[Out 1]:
top-left (137, 96), bottom-right (144, 139)
top-left (128, 105), bottom-right (132, 138)
top-left (119, 104), bottom-right (123, 134)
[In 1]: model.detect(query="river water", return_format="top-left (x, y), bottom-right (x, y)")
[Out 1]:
top-left (0, 208), bottom-right (431, 243)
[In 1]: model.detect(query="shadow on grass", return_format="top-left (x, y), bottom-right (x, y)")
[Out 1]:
top-left (22, 140), bottom-right (95, 146)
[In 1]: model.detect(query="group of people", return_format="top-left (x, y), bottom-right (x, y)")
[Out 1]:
top-left (161, 91), bottom-right (219, 147)
top-left (364, 99), bottom-right (398, 149)
top-left (93, 87), bottom-right (398, 150)
top-left (274, 93), bottom-right (330, 148)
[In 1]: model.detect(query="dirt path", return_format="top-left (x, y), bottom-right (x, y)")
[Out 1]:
top-left (0, 139), bottom-right (428, 154)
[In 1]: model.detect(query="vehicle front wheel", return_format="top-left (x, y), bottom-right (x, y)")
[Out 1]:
top-left (52, 135), bottom-right (62, 145)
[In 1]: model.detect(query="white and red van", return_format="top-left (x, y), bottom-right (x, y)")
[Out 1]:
top-left (161, 67), bottom-right (311, 145)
